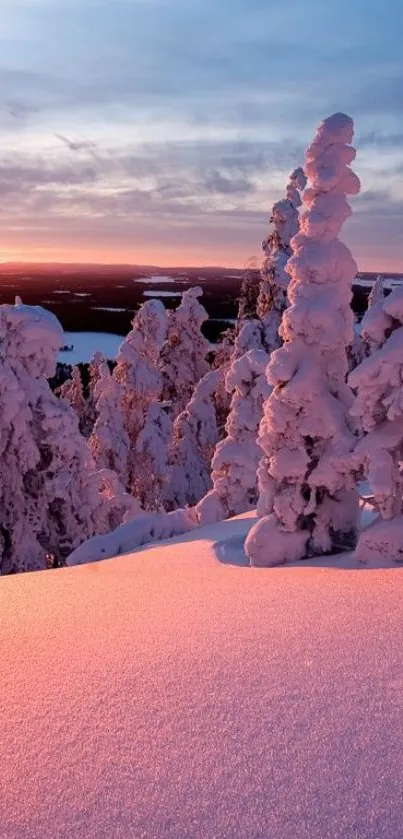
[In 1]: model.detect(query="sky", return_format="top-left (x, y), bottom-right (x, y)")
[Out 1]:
top-left (0, 0), bottom-right (402, 270)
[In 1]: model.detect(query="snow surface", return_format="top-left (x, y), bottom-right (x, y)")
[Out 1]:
top-left (58, 332), bottom-right (123, 364)
top-left (2, 514), bottom-right (403, 839)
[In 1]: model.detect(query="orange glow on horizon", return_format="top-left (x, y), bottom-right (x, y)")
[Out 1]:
top-left (0, 243), bottom-right (401, 274)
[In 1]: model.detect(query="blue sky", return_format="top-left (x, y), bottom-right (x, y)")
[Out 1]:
top-left (0, 0), bottom-right (402, 268)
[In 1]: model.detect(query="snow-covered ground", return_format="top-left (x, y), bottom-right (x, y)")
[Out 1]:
top-left (58, 331), bottom-right (123, 364)
top-left (2, 512), bottom-right (403, 839)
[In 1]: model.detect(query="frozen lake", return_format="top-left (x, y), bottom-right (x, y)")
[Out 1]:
top-left (143, 290), bottom-right (183, 298)
top-left (58, 331), bottom-right (123, 364)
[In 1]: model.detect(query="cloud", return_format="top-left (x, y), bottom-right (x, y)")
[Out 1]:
top-left (0, 0), bottom-right (402, 267)
top-left (54, 134), bottom-right (97, 152)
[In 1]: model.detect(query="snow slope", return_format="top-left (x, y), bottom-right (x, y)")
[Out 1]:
top-left (1, 515), bottom-right (403, 839)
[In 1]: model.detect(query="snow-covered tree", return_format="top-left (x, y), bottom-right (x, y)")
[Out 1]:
top-left (360, 276), bottom-right (388, 356)
top-left (257, 167), bottom-right (307, 353)
top-left (231, 318), bottom-right (265, 362)
top-left (109, 298), bottom-right (173, 508)
top-left (211, 328), bottom-right (235, 436)
top-left (167, 369), bottom-right (220, 509)
top-left (83, 350), bottom-right (107, 437)
top-left (58, 365), bottom-right (86, 433)
top-left (348, 276), bottom-right (387, 373)
top-left (134, 403), bottom-right (172, 510)
top-left (349, 287), bottom-right (403, 563)
top-left (0, 301), bottom-right (136, 574)
top-left (89, 362), bottom-right (130, 487)
top-left (197, 349), bottom-right (269, 524)
top-left (245, 113), bottom-right (361, 567)
top-left (160, 287), bottom-right (209, 417)
top-left (237, 257), bottom-right (260, 323)
top-left (114, 299), bottom-right (167, 441)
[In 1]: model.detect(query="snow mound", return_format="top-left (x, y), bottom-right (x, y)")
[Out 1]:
top-left (67, 506), bottom-right (199, 565)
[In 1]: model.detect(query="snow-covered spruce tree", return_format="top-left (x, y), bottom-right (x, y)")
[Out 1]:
top-left (0, 302), bottom-right (136, 574)
top-left (360, 275), bottom-right (388, 356)
top-left (82, 350), bottom-right (107, 437)
top-left (211, 327), bottom-right (235, 437)
top-left (89, 361), bottom-right (131, 487)
top-left (237, 257), bottom-right (260, 323)
top-left (58, 364), bottom-right (86, 433)
top-left (348, 287), bottom-right (403, 563)
top-left (113, 298), bottom-right (171, 507)
top-left (114, 299), bottom-right (167, 443)
top-left (197, 349), bottom-right (269, 524)
top-left (347, 277), bottom-right (386, 373)
top-left (167, 368), bottom-right (221, 509)
top-left (134, 403), bottom-right (172, 510)
top-left (257, 167), bottom-right (307, 353)
top-left (160, 287), bottom-right (209, 417)
top-left (245, 113), bottom-right (361, 567)
top-left (231, 318), bottom-right (265, 362)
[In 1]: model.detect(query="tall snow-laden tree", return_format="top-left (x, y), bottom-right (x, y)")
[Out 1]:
top-left (58, 364), bottom-right (86, 433)
top-left (134, 403), bottom-right (172, 511)
top-left (89, 362), bottom-right (130, 487)
top-left (360, 276), bottom-right (388, 356)
top-left (197, 349), bottom-right (269, 524)
top-left (114, 298), bottom-right (167, 442)
top-left (83, 350), bottom-right (107, 437)
top-left (237, 257), bottom-right (260, 323)
top-left (257, 167), bottom-right (307, 353)
top-left (0, 301), bottom-right (136, 574)
top-left (167, 369), bottom-right (220, 509)
top-left (348, 276), bottom-right (386, 373)
top-left (245, 113), bottom-right (361, 567)
top-left (349, 287), bottom-right (403, 563)
top-left (160, 287), bottom-right (209, 417)
top-left (211, 328), bottom-right (235, 437)
top-left (112, 298), bottom-right (171, 507)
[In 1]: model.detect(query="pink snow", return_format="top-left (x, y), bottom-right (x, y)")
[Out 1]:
top-left (1, 520), bottom-right (403, 839)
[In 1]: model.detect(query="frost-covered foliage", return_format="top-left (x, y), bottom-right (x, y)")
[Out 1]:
top-left (58, 365), bottom-right (86, 433)
top-left (83, 351), bottom-right (107, 437)
top-left (134, 403), bottom-right (172, 510)
top-left (89, 362), bottom-right (130, 486)
top-left (112, 299), bottom-right (169, 505)
top-left (0, 302), bottom-right (135, 574)
top-left (237, 257), bottom-right (260, 323)
top-left (115, 299), bottom-right (167, 439)
top-left (66, 506), bottom-right (199, 566)
top-left (231, 319), bottom-right (265, 362)
top-left (257, 167), bottom-right (307, 353)
top-left (360, 276), bottom-right (389, 355)
top-left (246, 113), bottom-right (361, 568)
top-left (197, 349), bottom-right (269, 524)
top-left (348, 277), bottom-right (387, 374)
top-left (349, 287), bottom-right (403, 563)
top-left (160, 287), bottom-right (209, 417)
top-left (347, 319), bottom-right (365, 373)
top-left (211, 328), bottom-right (235, 436)
top-left (168, 369), bottom-right (220, 509)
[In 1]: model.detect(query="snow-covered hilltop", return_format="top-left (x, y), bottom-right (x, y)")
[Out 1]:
top-left (2, 518), bottom-right (403, 839)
